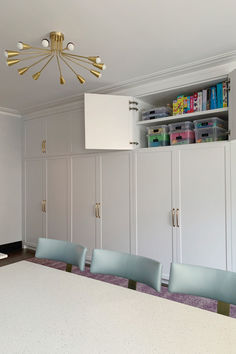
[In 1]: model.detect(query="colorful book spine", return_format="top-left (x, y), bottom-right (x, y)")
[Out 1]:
top-left (187, 96), bottom-right (191, 113)
top-left (190, 96), bottom-right (194, 112)
top-left (206, 89), bottom-right (211, 110)
top-left (217, 83), bottom-right (223, 108)
top-left (198, 92), bottom-right (203, 111)
top-left (202, 89), bottom-right (207, 111)
top-left (173, 100), bottom-right (178, 115)
top-left (223, 82), bottom-right (228, 107)
top-left (183, 96), bottom-right (188, 114)
top-left (193, 92), bottom-right (198, 112)
top-left (177, 95), bottom-right (184, 115)
top-left (210, 86), bottom-right (217, 109)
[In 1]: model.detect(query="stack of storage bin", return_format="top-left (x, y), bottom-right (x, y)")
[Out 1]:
top-left (142, 106), bottom-right (172, 120)
top-left (194, 117), bottom-right (228, 143)
top-left (147, 125), bottom-right (170, 147)
top-left (169, 121), bottom-right (195, 145)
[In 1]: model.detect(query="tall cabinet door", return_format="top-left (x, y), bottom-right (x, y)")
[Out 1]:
top-left (45, 157), bottom-right (70, 241)
top-left (72, 155), bottom-right (97, 259)
top-left (98, 152), bottom-right (131, 253)
top-left (25, 159), bottom-right (44, 246)
top-left (175, 144), bottom-right (228, 270)
top-left (135, 150), bottom-right (173, 279)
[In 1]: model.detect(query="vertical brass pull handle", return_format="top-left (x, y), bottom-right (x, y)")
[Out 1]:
top-left (176, 208), bottom-right (180, 228)
top-left (97, 203), bottom-right (101, 218)
top-left (95, 203), bottom-right (98, 218)
top-left (172, 208), bottom-right (176, 227)
top-left (42, 200), bottom-right (46, 213)
top-left (42, 140), bottom-right (46, 153)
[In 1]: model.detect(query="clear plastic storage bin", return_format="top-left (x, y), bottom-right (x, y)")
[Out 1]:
top-left (195, 127), bottom-right (228, 143)
top-left (170, 130), bottom-right (195, 145)
top-left (142, 106), bottom-right (172, 120)
top-left (147, 125), bottom-right (169, 135)
top-left (193, 117), bottom-right (226, 130)
top-left (147, 133), bottom-right (170, 147)
top-left (168, 121), bottom-right (194, 133)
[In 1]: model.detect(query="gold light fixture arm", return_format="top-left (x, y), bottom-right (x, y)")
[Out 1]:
top-left (60, 54), bottom-right (85, 84)
top-left (32, 55), bottom-right (54, 80)
top-left (38, 55), bottom-right (54, 74)
top-left (62, 53), bottom-right (92, 72)
top-left (18, 54), bottom-right (52, 75)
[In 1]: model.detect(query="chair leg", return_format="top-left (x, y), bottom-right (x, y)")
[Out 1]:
top-left (66, 263), bottom-right (72, 272)
top-left (128, 279), bottom-right (137, 290)
top-left (217, 301), bottom-right (230, 316)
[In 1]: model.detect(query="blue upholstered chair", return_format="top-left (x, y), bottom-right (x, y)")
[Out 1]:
top-left (168, 262), bottom-right (236, 316)
top-left (90, 249), bottom-right (162, 292)
top-left (35, 238), bottom-right (87, 272)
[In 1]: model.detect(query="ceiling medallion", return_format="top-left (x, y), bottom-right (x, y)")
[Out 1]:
top-left (4, 31), bottom-right (106, 85)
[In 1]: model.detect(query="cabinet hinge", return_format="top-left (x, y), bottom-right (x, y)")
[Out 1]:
top-left (129, 100), bottom-right (139, 111)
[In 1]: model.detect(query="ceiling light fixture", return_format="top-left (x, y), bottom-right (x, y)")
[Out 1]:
top-left (4, 31), bottom-right (106, 85)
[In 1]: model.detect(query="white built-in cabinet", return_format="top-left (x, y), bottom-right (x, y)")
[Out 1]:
top-left (135, 143), bottom-right (230, 279)
top-left (24, 65), bottom-right (236, 278)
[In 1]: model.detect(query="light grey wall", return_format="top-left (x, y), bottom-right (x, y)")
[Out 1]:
top-left (0, 113), bottom-right (22, 245)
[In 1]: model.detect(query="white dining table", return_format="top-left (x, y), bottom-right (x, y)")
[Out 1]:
top-left (1, 261), bottom-right (236, 354)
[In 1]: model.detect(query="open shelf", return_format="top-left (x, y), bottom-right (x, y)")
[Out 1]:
top-left (137, 107), bottom-right (228, 126)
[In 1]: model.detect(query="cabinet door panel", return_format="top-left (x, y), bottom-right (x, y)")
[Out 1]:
top-left (46, 114), bottom-right (71, 155)
top-left (136, 151), bottom-right (173, 279)
top-left (46, 158), bottom-right (70, 241)
top-left (176, 145), bottom-right (227, 270)
top-left (72, 156), bottom-right (96, 258)
top-left (99, 153), bottom-right (131, 253)
top-left (25, 159), bottom-right (44, 246)
top-left (85, 93), bottom-right (134, 150)
top-left (24, 119), bottom-right (44, 157)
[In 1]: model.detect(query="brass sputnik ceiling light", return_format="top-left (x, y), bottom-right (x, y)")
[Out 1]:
top-left (4, 31), bottom-right (106, 84)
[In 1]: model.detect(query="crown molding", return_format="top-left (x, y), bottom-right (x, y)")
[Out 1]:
top-left (21, 49), bottom-right (236, 118)
top-left (0, 106), bottom-right (21, 118)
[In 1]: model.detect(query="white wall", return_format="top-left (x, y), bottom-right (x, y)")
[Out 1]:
top-left (0, 112), bottom-right (22, 245)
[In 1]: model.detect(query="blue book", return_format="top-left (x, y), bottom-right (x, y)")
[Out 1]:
top-left (217, 83), bottom-right (223, 108)
top-left (210, 86), bottom-right (217, 110)
top-left (187, 96), bottom-right (191, 113)
top-left (202, 90), bottom-right (207, 111)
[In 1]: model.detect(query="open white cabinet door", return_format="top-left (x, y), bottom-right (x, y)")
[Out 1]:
top-left (84, 93), bottom-right (139, 150)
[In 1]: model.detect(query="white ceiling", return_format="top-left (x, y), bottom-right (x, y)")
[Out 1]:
top-left (1, 0), bottom-right (236, 113)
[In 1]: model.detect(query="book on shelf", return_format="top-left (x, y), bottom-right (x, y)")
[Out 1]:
top-left (210, 86), bottom-right (217, 109)
top-left (217, 82), bottom-right (223, 108)
top-left (197, 92), bottom-right (203, 111)
top-left (202, 89), bottom-right (207, 111)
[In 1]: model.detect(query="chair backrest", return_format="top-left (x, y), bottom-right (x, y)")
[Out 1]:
top-left (35, 238), bottom-right (87, 271)
top-left (168, 262), bottom-right (236, 305)
top-left (90, 249), bottom-right (162, 292)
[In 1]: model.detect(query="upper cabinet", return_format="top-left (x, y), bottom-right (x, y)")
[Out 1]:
top-left (24, 110), bottom-right (86, 158)
top-left (84, 93), bottom-right (146, 150)
top-left (84, 70), bottom-right (236, 150)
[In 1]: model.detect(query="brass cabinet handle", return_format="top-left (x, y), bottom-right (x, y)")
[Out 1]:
top-left (42, 140), bottom-right (46, 153)
top-left (42, 200), bottom-right (46, 213)
top-left (97, 203), bottom-right (101, 218)
top-left (95, 203), bottom-right (98, 218)
top-left (176, 208), bottom-right (180, 228)
top-left (172, 208), bottom-right (176, 227)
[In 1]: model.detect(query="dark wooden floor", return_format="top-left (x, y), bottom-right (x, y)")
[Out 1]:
top-left (0, 248), bottom-right (35, 267)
